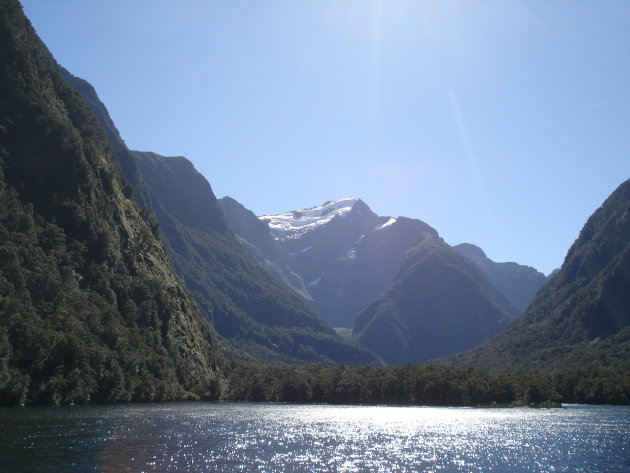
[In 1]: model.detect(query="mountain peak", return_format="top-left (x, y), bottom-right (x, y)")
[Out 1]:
top-left (455, 243), bottom-right (488, 260)
top-left (348, 198), bottom-right (375, 216)
top-left (259, 197), bottom-right (361, 239)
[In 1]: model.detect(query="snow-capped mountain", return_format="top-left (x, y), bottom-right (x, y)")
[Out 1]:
top-left (256, 198), bottom-right (514, 330)
top-left (222, 197), bottom-right (533, 362)
top-left (258, 198), bottom-right (406, 325)
top-left (259, 197), bottom-right (359, 239)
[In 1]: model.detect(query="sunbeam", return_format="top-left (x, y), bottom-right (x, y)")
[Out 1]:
top-left (446, 88), bottom-right (501, 250)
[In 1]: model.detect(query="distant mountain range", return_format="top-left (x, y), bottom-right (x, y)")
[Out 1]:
top-left (454, 243), bottom-right (547, 313)
top-left (222, 197), bottom-right (540, 362)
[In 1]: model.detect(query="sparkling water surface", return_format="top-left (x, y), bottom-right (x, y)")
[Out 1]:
top-left (1, 403), bottom-right (628, 472)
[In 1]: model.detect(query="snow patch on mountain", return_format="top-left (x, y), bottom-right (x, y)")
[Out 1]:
top-left (259, 198), bottom-right (359, 239)
top-left (308, 274), bottom-right (323, 287)
top-left (289, 246), bottom-right (312, 256)
top-left (374, 217), bottom-right (397, 231)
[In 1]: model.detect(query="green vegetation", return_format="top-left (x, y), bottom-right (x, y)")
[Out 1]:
top-left (0, 0), bottom-right (627, 408)
top-left (0, 0), bottom-right (221, 405)
top-left (451, 178), bottom-right (630, 369)
top-left (218, 361), bottom-right (629, 406)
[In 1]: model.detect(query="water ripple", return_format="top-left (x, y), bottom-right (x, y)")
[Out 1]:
top-left (1, 404), bottom-right (628, 472)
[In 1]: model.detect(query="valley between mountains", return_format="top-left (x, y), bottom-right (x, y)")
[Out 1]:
top-left (1, 0), bottom-right (628, 406)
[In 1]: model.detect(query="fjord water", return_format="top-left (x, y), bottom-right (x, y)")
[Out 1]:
top-left (1, 404), bottom-right (628, 472)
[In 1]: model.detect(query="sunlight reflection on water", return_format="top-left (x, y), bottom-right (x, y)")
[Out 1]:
top-left (1, 403), bottom-right (629, 472)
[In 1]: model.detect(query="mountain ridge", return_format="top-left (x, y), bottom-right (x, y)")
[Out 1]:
top-left (218, 196), bottom-right (311, 300)
top-left (228, 196), bottom-right (521, 363)
top-left (450, 177), bottom-right (630, 368)
top-left (455, 242), bottom-right (547, 313)
top-left (354, 235), bottom-right (516, 363)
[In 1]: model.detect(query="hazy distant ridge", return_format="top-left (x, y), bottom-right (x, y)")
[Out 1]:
top-left (452, 178), bottom-right (630, 368)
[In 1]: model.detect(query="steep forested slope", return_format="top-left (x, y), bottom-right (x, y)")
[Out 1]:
top-left (452, 178), bottom-right (630, 368)
top-left (0, 0), bottom-right (222, 404)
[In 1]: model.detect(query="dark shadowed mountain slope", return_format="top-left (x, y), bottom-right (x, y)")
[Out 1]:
top-left (0, 0), bottom-right (222, 404)
top-left (455, 243), bottom-right (547, 313)
top-left (451, 178), bottom-right (630, 368)
top-left (218, 196), bottom-right (311, 300)
top-left (354, 237), bottom-right (515, 364)
top-left (304, 214), bottom-right (445, 329)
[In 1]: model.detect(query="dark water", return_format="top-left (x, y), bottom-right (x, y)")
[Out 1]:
top-left (0, 403), bottom-right (628, 472)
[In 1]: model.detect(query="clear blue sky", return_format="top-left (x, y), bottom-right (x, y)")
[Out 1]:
top-left (20, 0), bottom-right (630, 275)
